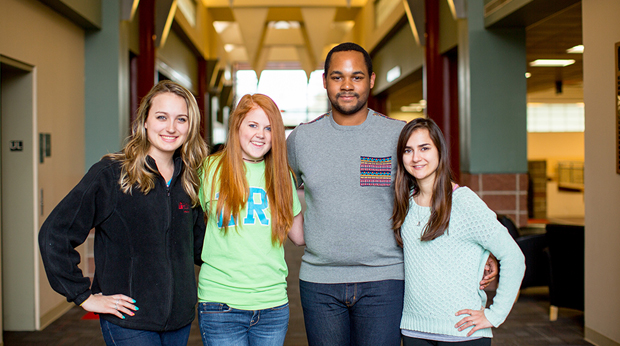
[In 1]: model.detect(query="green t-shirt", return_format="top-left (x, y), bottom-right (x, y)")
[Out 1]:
top-left (198, 158), bottom-right (301, 310)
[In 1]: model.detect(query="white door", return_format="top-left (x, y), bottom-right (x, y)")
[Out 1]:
top-left (1, 56), bottom-right (37, 331)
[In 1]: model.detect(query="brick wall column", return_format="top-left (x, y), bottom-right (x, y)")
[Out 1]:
top-left (460, 173), bottom-right (529, 227)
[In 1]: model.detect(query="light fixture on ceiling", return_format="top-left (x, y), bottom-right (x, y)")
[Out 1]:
top-left (268, 21), bottom-right (300, 30)
top-left (401, 100), bottom-right (426, 113)
top-left (387, 66), bottom-right (401, 83)
top-left (224, 44), bottom-right (235, 52)
top-left (529, 59), bottom-right (575, 67)
top-left (213, 21), bottom-right (231, 34)
top-left (566, 45), bottom-right (584, 54)
top-left (525, 72), bottom-right (531, 78)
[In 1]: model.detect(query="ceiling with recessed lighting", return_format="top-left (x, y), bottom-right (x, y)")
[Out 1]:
top-left (386, 1), bottom-right (584, 114)
top-left (525, 2), bottom-right (583, 98)
top-left (202, 0), bottom-right (365, 78)
top-left (199, 0), bottom-right (583, 112)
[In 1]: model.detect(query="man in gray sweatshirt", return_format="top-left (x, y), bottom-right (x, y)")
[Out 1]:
top-left (286, 42), bottom-right (496, 346)
top-left (287, 42), bottom-right (404, 346)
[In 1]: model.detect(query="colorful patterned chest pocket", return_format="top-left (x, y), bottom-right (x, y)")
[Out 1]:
top-left (360, 156), bottom-right (392, 187)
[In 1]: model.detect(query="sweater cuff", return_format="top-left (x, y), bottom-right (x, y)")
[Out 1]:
top-left (73, 290), bottom-right (93, 307)
top-left (484, 308), bottom-right (504, 328)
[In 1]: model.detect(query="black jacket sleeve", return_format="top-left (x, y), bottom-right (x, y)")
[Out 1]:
top-left (193, 205), bottom-right (206, 266)
top-left (38, 159), bottom-right (117, 306)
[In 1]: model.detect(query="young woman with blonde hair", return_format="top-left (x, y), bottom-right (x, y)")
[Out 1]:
top-left (39, 80), bottom-right (209, 346)
top-left (198, 93), bottom-right (304, 346)
top-left (392, 117), bottom-right (525, 346)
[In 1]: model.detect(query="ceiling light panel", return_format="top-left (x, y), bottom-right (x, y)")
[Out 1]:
top-left (213, 21), bottom-right (230, 33)
top-left (264, 27), bottom-right (304, 45)
top-left (267, 21), bottom-right (300, 30)
top-left (566, 45), bottom-right (584, 54)
top-left (529, 59), bottom-right (575, 67)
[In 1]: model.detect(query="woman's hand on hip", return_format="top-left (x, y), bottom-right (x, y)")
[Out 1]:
top-left (455, 307), bottom-right (493, 336)
top-left (81, 293), bottom-right (138, 319)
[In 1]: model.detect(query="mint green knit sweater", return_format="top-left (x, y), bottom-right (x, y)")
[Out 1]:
top-left (401, 187), bottom-right (525, 339)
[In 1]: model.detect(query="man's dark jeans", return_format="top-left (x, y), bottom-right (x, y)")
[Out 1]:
top-left (300, 279), bottom-right (404, 346)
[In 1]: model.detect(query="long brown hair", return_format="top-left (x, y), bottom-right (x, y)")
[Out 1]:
top-left (392, 117), bottom-right (455, 245)
top-left (206, 94), bottom-right (294, 246)
top-left (104, 80), bottom-right (209, 206)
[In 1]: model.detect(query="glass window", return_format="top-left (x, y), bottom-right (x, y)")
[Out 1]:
top-left (234, 69), bottom-right (329, 130)
top-left (527, 103), bottom-right (584, 132)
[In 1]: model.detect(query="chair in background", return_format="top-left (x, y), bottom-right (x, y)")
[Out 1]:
top-left (497, 215), bottom-right (550, 290)
top-left (545, 223), bottom-right (584, 321)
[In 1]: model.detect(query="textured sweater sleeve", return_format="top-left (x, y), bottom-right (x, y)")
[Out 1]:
top-left (462, 190), bottom-right (526, 327)
top-left (38, 160), bottom-right (118, 306)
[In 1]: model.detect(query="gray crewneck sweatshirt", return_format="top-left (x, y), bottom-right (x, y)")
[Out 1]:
top-left (286, 109), bottom-right (406, 283)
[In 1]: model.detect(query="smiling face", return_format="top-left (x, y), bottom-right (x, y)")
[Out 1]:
top-left (402, 128), bottom-right (440, 186)
top-left (238, 106), bottom-right (272, 161)
top-left (323, 50), bottom-right (375, 120)
top-left (144, 92), bottom-right (189, 162)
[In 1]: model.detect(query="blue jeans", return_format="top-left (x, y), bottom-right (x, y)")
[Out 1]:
top-left (99, 318), bottom-right (191, 346)
top-left (198, 302), bottom-right (289, 346)
top-left (299, 279), bottom-right (404, 346)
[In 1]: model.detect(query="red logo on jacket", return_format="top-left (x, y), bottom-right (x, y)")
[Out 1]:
top-left (178, 202), bottom-right (190, 213)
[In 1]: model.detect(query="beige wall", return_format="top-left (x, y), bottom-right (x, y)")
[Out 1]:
top-left (174, 1), bottom-right (216, 59)
top-left (0, 0), bottom-right (86, 330)
top-left (439, 0), bottom-right (458, 54)
top-left (354, 0), bottom-right (405, 53)
top-left (546, 181), bottom-right (584, 219)
top-left (527, 132), bottom-right (584, 178)
top-left (372, 22), bottom-right (423, 94)
top-left (582, 0), bottom-right (620, 345)
top-left (159, 29), bottom-right (199, 94)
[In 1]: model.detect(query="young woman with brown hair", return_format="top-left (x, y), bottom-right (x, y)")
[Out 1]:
top-left (392, 117), bottom-right (525, 346)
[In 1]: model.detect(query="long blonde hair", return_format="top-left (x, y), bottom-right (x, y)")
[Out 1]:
top-left (206, 94), bottom-right (294, 245)
top-left (105, 80), bottom-right (209, 205)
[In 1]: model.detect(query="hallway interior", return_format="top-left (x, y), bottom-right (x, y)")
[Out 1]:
top-left (4, 241), bottom-right (591, 346)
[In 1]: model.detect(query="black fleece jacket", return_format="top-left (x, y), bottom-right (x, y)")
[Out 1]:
top-left (39, 156), bottom-right (205, 331)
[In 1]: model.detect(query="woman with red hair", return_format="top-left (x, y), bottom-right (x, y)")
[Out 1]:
top-left (197, 94), bottom-right (304, 346)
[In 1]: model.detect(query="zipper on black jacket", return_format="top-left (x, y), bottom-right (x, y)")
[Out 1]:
top-left (162, 159), bottom-right (179, 330)
top-left (163, 181), bottom-right (174, 329)
top-left (145, 155), bottom-right (181, 330)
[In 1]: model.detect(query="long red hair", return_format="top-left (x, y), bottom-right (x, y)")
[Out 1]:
top-left (206, 94), bottom-right (294, 245)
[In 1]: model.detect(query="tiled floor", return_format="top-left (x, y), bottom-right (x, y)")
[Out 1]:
top-left (4, 242), bottom-right (591, 345)
top-left (491, 287), bottom-right (591, 346)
